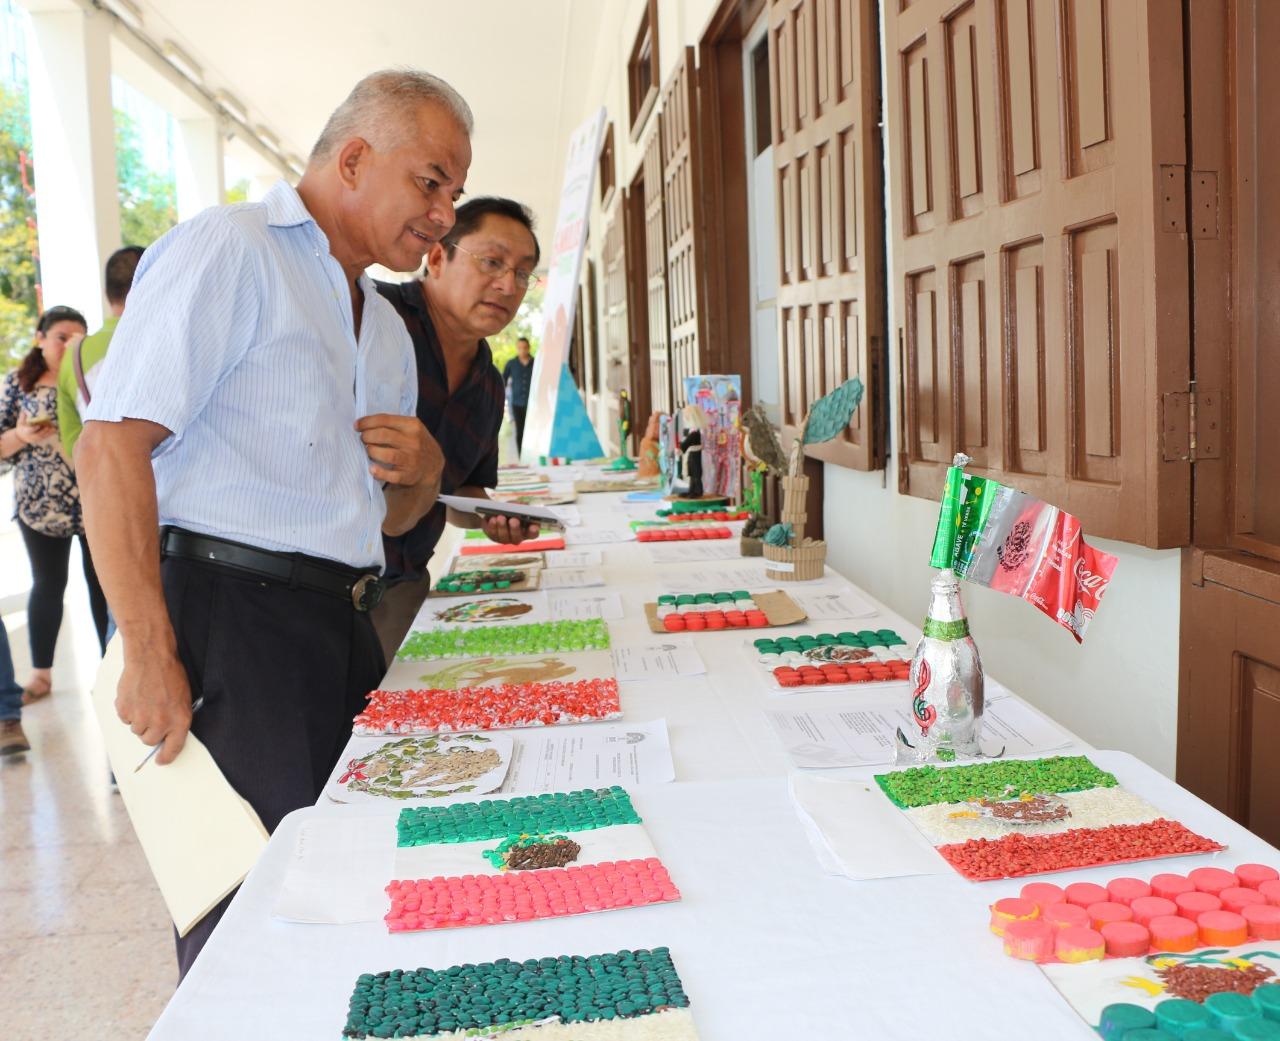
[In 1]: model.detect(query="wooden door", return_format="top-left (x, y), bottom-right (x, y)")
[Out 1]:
top-left (1176, 0), bottom-right (1280, 845)
top-left (768, 0), bottom-right (885, 469)
top-left (884, 0), bottom-right (1190, 546)
top-left (642, 127), bottom-right (674, 413)
top-left (602, 202), bottom-right (633, 417)
top-left (623, 181), bottom-right (653, 430)
top-left (661, 48), bottom-right (709, 406)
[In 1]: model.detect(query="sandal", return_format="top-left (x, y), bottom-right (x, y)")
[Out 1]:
top-left (21, 679), bottom-right (51, 705)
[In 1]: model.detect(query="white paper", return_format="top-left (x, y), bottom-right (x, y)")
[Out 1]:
top-left (438, 494), bottom-right (564, 528)
top-left (538, 568), bottom-right (606, 590)
top-left (789, 588), bottom-right (879, 621)
top-left (766, 694), bottom-right (1072, 770)
top-left (548, 591), bottom-right (625, 621)
top-left (611, 637), bottom-right (707, 681)
top-left (564, 525), bottom-right (636, 545)
top-left (500, 719), bottom-right (676, 791)
top-left (272, 817), bottom-right (392, 924)
top-left (543, 549), bottom-right (602, 568)
top-left (789, 774), bottom-right (943, 881)
top-left (656, 562), bottom-right (798, 591)
top-left (645, 541), bottom-right (742, 563)
top-left (549, 505), bottom-right (582, 527)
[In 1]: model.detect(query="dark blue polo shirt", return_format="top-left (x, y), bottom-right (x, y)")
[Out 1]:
top-left (503, 355), bottom-right (534, 406)
top-left (376, 280), bottom-right (504, 581)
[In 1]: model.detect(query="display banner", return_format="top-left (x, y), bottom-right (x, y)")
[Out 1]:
top-left (520, 108), bottom-right (608, 462)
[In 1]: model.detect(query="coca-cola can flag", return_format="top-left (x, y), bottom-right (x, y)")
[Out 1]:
top-left (927, 462), bottom-right (1118, 643)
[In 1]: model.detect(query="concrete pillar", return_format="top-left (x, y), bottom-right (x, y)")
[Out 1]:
top-left (175, 114), bottom-right (225, 220)
top-left (25, 5), bottom-right (121, 330)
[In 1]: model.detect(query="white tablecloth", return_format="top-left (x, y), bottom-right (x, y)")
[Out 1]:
top-left (146, 484), bottom-right (1280, 1040)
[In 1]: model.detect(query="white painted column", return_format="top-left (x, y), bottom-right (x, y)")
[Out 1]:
top-left (25, 5), bottom-right (120, 330)
top-left (175, 114), bottom-right (225, 220)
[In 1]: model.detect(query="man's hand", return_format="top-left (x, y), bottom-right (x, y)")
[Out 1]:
top-left (357, 414), bottom-right (444, 488)
top-left (480, 514), bottom-right (541, 545)
top-left (116, 648), bottom-right (194, 766)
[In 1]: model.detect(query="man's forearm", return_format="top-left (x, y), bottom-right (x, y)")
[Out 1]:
top-left (76, 422), bottom-right (175, 653)
top-left (444, 485), bottom-right (491, 529)
top-left (383, 473), bottom-right (441, 537)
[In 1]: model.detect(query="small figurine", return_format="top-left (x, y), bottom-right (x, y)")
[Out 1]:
top-left (637, 411), bottom-right (662, 478)
top-left (678, 405), bottom-right (705, 498)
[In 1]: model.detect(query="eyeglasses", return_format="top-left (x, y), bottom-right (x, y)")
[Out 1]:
top-left (449, 243), bottom-right (541, 291)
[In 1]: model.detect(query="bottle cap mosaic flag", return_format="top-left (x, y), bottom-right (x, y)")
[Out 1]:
top-left (385, 787), bottom-right (680, 933)
top-left (928, 463), bottom-right (1118, 643)
top-left (342, 946), bottom-right (699, 1039)
top-left (874, 755), bottom-right (1223, 881)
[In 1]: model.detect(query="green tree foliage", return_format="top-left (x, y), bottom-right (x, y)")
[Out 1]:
top-left (225, 178), bottom-right (250, 204)
top-left (0, 83), bottom-right (39, 369)
top-left (114, 107), bottom-right (177, 248)
top-left (488, 281), bottom-right (544, 375)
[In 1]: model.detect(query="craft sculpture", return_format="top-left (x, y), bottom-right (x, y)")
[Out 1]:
top-left (760, 378), bottom-right (865, 580)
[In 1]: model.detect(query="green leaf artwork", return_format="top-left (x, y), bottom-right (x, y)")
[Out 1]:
top-left (803, 377), bottom-right (864, 445)
top-left (764, 523), bottom-right (793, 547)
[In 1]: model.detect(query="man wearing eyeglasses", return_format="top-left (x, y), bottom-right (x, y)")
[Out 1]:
top-left (371, 196), bottom-right (543, 660)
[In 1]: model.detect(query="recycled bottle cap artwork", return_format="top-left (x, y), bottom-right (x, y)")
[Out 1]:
top-left (396, 620), bottom-right (611, 661)
top-left (874, 755), bottom-right (1223, 881)
top-left (635, 525), bottom-right (733, 543)
top-left (340, 947), bottom-right (698, 1040)
top-left (432, 569), bottom-right (536, 596)
top-left (644, 589), bottom-right (806, 634)
top-left (751, 630), bottom-right (911, 688)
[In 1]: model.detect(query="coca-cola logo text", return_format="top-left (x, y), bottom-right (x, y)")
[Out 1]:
top-left (1074, 558), bottom-right (1110, 594)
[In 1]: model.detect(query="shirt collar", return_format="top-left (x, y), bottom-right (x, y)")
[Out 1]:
top-left (262, 180), bottom-right (315, 229)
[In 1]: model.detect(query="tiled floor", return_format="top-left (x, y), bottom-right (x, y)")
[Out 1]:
top-left (0, 483), bottom-right (175, 1038)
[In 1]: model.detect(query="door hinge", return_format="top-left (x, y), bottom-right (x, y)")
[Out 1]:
top-left (1162, 386), bottom-right (1223, 462)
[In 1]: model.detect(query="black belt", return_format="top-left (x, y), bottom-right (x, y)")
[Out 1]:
top-left (160, 528), bottom-right (385, 611)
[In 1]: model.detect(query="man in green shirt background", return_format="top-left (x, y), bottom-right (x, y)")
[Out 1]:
top-left (58, 246), bottom-right (144, 461)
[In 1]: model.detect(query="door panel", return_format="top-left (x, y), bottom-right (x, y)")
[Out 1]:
top-left (642, 128), bottom-right (672, 413)
top-left (768, 0), bottom-right (885, 470)
top-left (1179, 550), bottom-right (1280, 848)
top-left (885, 0), bottom-right (1191, 547)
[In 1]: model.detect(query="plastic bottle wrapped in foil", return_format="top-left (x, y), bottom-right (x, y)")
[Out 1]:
top-left (894, 567), bottom-right (985, 765)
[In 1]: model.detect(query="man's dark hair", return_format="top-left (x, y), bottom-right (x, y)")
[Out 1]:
top-left (442, 197), bottom-right (540, 265)
top-left (517, 337), bottom-right (530, 347)
top-left (105, 245), bottom-right (145, 305)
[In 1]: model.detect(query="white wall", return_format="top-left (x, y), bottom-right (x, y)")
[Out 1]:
top-left (822, 468), bottom-right (1181, 776)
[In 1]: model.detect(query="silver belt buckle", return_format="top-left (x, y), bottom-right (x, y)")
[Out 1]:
top-left (351, 574), bottom-right (383, 612)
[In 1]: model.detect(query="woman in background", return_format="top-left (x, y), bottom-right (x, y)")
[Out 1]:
top-left (0, 306), bottom-right (109, 715)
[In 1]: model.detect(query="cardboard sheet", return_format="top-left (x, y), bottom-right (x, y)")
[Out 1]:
top-left (89, 638), bottom-right (269, 937)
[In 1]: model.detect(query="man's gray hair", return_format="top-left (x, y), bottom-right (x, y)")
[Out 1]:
top-left (310, 69), bottom-right (473, 163)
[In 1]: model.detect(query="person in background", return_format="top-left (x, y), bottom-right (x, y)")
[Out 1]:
top-left (372, 196), bottom-right (543, 660)
top-left (58, 246), bottom-right (145, 463)
top-left (0, 306), bottom-right (110, 713)
top-left (75, 68), bottom-right (461, 977)
top-left (0, 617), bottom-right (25, 757)
top-left (502, 335), bottom-right (534, 452)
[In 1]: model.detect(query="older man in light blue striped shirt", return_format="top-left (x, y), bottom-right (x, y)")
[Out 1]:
top-left (76, 69), bottom-right (473, 977)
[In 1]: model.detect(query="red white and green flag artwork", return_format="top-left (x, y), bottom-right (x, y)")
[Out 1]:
top-left (384, 786), bottom-right (679, 933)
top-left (875, 755), bottom-right (1223, 881)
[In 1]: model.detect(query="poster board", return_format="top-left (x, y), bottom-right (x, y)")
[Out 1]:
top-left (520, 108), bottom-right (607, 462)
top-left (89, 638), bottom-right (269, 936)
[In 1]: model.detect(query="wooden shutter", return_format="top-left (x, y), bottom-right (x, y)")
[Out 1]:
top-left (660, 47), bottom-right (709, 405)
top-left (768, 0), bottom-right (886, 469)
top-left (602, 205), bottom-right (630, 398)
top-left (642, 127), bottom-right (673, 413)
top-left (886, 0), bottom-right (1191, 546)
